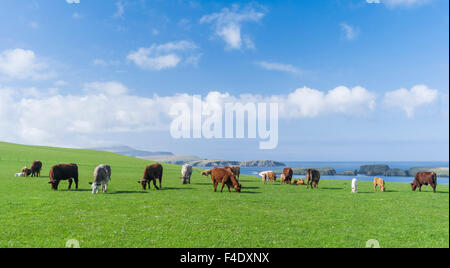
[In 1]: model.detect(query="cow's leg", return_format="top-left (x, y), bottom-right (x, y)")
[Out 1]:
top-left (102, 182), bottom-right (107, 193)
top-left (153, 179), bottom-right (159, 190)
top-left (220, 182), bottom-right (226, 192)
top-left (418, 184), bottom-right (422, 192)
top-left (213, 181), bottom-right (218, 192)
top-left (68, 179), bottom-right (73, 190)
top-left (431, 184), bottom-right (436, 193)
top-left (159, 177), bottom-right (162, 189)
top-left (227, 184), bottom-right (231, 192)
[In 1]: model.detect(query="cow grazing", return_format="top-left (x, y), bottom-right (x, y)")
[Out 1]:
top-left (282, 168), bottom-right (293, 184)
top-left (89, 165), bottom-right (111, 194)
top-left (211, 167), bottom-right (241, 193)
top-left (259, 171), bottom-right (276, 184)
top-left (226, 165), bottom-right (241, 181)
top-left (306, 169), bottom-right (320, 189)
top-left (138, 163), bottom-right (163, 190)
top-left (201, 169), bottom-right (212, 179)
top-left (22, 166), bottom-right (32, 177)
top-left (181, 164), bottom-right (193, 184)
top-left (412, 171), bottom-right (437, 193)
top-left (48, 164), bottom-right (79, 190)
top-left (373, 177), bottom-right (385, 192)
top-left (352, 178), bottom-right (358, 193)
top-left (31, 160), bottom-right (42, 177)
top-left (280, 174), bottom-right (286, 184)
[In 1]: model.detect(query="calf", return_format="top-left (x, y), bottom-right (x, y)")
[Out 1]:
top-left (89, 164), bottom-right (112, 194)
top-left (48, 164), bottom-right (79, 190)
top-left (352, 178), bottom-right (358, 193)
top-left (283, 168), bottom-right (293, 184)
top-left (306, 169), bottom-right (320, 189)
top-left (22, 166), bottom-right (32, 177)
top-left (211, 167), bottom-right (241, 193)
top-left (31, 160), bottom-right (42, 177)
top-left (412, 171), bottom-right (437, 193)
top-left (373, 177), bottom-right (385, 192)
top-left (138, 163), bottom-right (163, 190)
top-left (181, 164), bottom-right (193, 184)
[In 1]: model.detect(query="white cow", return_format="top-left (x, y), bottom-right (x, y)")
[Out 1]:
top-left (90, 164), bottom-right (112, 194)
top-left (181, 164), bottom-right (193, 184)
top-left (352, 178), bottom-right (358, 193)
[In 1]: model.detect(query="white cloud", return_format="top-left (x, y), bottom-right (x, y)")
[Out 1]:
top-left (66, 0), bottom-right (80, 4)
top-left (200, 4), bottom-right (266, 50)
top-left (383, 84), bottom-right (438, 117)
top-left (0, 49), bottom-right (54, 80)
top-left (92, 58), bottom-right (120, 67)
top-left (54, 80), bottom-right (68, 87)
top-left (127, 41), bottom-right (198, 71)
top-left (83, 81), bottom-right (128, 96)
top-left (340, 23), bottom-right (359, 41)
top-left (113, 1), bottom-right (124, 18)
top-left (366, 0), bottom-right (431, 8)
top-left (256, 61), bottom-right (302, 74)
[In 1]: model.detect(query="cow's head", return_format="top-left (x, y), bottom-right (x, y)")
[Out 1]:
top-left (91, 183), bottom-right (100, 194)
top-left (138, 179), bottom-right (148, 190)
top-left (48, 180), bottom-right (59, 190)
top-left (411, 183), bottom-right (417, 192)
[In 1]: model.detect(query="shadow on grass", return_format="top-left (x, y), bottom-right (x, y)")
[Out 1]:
top-left (58, 189), bottom-right (91, 192)
top-left (161, 187), bottom-right (194, 191)
top-left (320, 187), bottom-right (344, 190)
top-left (109, 191), bottom-right (148, 194)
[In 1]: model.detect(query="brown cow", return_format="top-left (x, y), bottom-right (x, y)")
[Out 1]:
top-left (211, 167), bottom-right (241, 193)
top-left (373, 177), bottom-right (386, 192)
top-left (138, 163), bottom-right (163, 190)
top-left (280, 174), bottom-right (286, 184)
top-left (282, 168), bottom-right (293, 184)
top-left (259, 171), bottom-right (276, 184)
top-left (306, 169), bottom-right (320, 189)
top-left (22, 166), bottom-right (32, 177)
top-left (412, 171), bottom-right (437, 193)
top-left (201, 169), bottom-right (212, 179)
top-left (31, 160), bottom-right (42, 177)
top-left (225, 165), bottom-right (241, 181)
top-left (48, 164), bottom-right (79, 190)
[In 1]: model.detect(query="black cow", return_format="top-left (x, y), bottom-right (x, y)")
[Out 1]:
top-left (48, 164), bottom-right (79, 190)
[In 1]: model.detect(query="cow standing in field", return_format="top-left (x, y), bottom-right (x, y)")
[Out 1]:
top-left (411, 171), bottom-right (437, 193)
top-left (280, 174), bottom-right (286, 184)
top-left (31, 160), bottom-right (42, 177)
top-left (259, 171), bottom-right (276, 184)
top-left (89, 164), bottom-right (112, 194)
top-left (282, 168), bottom-right (293, 184)
top-left (306, 169), bottom-right (320, 189)
top-left (352, 178), bottom-right (358, 193)
top-left (181, 164), bottom-right (193, 184)
top-left (373, 177), bottom-right (385, 192)
top-left (138, 163), bottom-right (163, 190)
top-left (226, 165), bottom-right (241, 181)
top-left (211, 167), bottom-right (241, 193)
top-left (201, 169), bottom-right (212, 179)
top-left (48, 164), bottom-right (79, 190)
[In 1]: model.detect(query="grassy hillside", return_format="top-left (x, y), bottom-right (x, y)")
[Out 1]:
top-left (0, 142), bottom-right (448, 248)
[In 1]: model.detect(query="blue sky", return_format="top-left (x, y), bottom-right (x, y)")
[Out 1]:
top-left (0, 0), bottom-right (448, 161)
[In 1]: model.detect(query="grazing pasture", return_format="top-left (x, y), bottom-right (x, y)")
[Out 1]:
top-left (0, 142), bottom-right (448, 248)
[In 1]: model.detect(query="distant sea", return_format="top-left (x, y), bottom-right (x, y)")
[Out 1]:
top-left (239, 161), bottom-right (450, 185)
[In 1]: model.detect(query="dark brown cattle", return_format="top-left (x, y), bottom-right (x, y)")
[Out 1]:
top-left (412, 171), bottom-right (437, 193)
top-left (48, 164), bottom-right (79, 190)
top-left (138, 163), bottom-right (163, 190)
top-left (282, 168), bottom-right (293, 184)
top-left (306, 169), bottom-right (320, 189)
top-left (31, 160), bottom-right (42, 177)
top-left (211, 167), bottom-right (241, 193)
top-left (225, 165), bottom-right (241, 181)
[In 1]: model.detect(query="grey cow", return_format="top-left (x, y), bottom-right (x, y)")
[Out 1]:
top-left (181, 164), bottom-right (193, 184)
top-left (90, 164), bottom-right (112, 194)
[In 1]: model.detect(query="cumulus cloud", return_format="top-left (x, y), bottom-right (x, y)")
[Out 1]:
top-left (200, 4), bottom-right (266, 50)
top-left (256, 61), bottom-right (302, 74)
top-left (340, 23), bottom-right (359, 41)
top-left (127, 41), bottom-right (198, 71)
top-left (0, 49), bottom-right (54, 80)
top-left (383, 84), bottom-right (438, 117)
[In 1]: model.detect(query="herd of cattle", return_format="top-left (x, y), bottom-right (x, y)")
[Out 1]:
top-left (16, 161), bottom-right (439, 194)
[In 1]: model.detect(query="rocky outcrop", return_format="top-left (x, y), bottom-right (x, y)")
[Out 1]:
top-left (359, 165), bottom-right (390, 176)
top-left (407, 167), bottom-right (449, 177)
top-left (240, 160), bottom-right (285, 167)
top-left (384, 168), bottom-right (408, 177)
top-left (337, 170), bottom-right (358, 176)
top-left (188, 160), bottom-right (241, 167)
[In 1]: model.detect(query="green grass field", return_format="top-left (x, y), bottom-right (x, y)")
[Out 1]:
top-left (0, 141), bottom-right (448, 248)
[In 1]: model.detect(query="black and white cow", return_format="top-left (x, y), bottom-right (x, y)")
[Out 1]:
top-left (89, 164), bottom-right (112, 194)
top-left (181, 164), bottom-right (193, 184)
